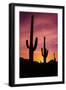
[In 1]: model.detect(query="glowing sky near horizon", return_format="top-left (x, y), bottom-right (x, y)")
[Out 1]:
top-left (20, 12), bottom-right (58, 63)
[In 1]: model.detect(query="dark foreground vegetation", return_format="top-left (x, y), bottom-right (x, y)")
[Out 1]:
top-left (20, 57), bottom-right (58, 78)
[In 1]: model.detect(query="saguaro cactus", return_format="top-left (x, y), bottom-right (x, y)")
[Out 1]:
top-left (26, 15), bottom-right (38, 63)
top-left (41, 37), bottom-right (48, 63)
top-left (53, 53), bottom-right (56, 61)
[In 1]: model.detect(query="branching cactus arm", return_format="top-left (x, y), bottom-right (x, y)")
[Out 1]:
top-left (26, 40), bottom-right (29, 48)
top-left (41, 48), bottom-right (44, 56)
top-left (33, 37), bottom-right (38, 51)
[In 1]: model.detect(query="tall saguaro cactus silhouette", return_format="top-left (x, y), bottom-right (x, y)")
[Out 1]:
top-left (26, 15), bottom-right (38, 63)
top-left (41, 37), bottom-right (48, 63)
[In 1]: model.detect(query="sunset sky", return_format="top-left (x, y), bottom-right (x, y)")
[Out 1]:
top-left (20, 12), bottom-right (58, 63)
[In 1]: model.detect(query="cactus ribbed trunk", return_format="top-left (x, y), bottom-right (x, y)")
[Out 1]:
top-left (29, 15), bottom-right (33, 62)
top-left (29, 49), bottom-right (33, 62)
top-left (26, 15), bottom-right (38, 63)
top-left (44, 37), bottom-right (46, 63)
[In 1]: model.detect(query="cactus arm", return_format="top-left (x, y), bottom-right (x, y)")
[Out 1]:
top-left (45, 49), bottom-right (48, 57)
top-left (33, 37), bottom-right (38, 51)
top-left (46, 49), bottom-right (48, 55)
top-left (26, 40), bottom-right (29, 48)
top-left (41, 48), bottom-right (44, 56)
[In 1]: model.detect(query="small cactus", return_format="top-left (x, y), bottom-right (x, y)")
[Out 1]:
top-left (26, 15), bottom-right (38, 63)
top-left (53, 53), bottom-right (56, 61)
top-left (41, 37), bottom-right (48, 63)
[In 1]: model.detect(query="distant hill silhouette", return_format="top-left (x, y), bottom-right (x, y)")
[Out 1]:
top-left (20, 57), bottom-right (58, 78)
